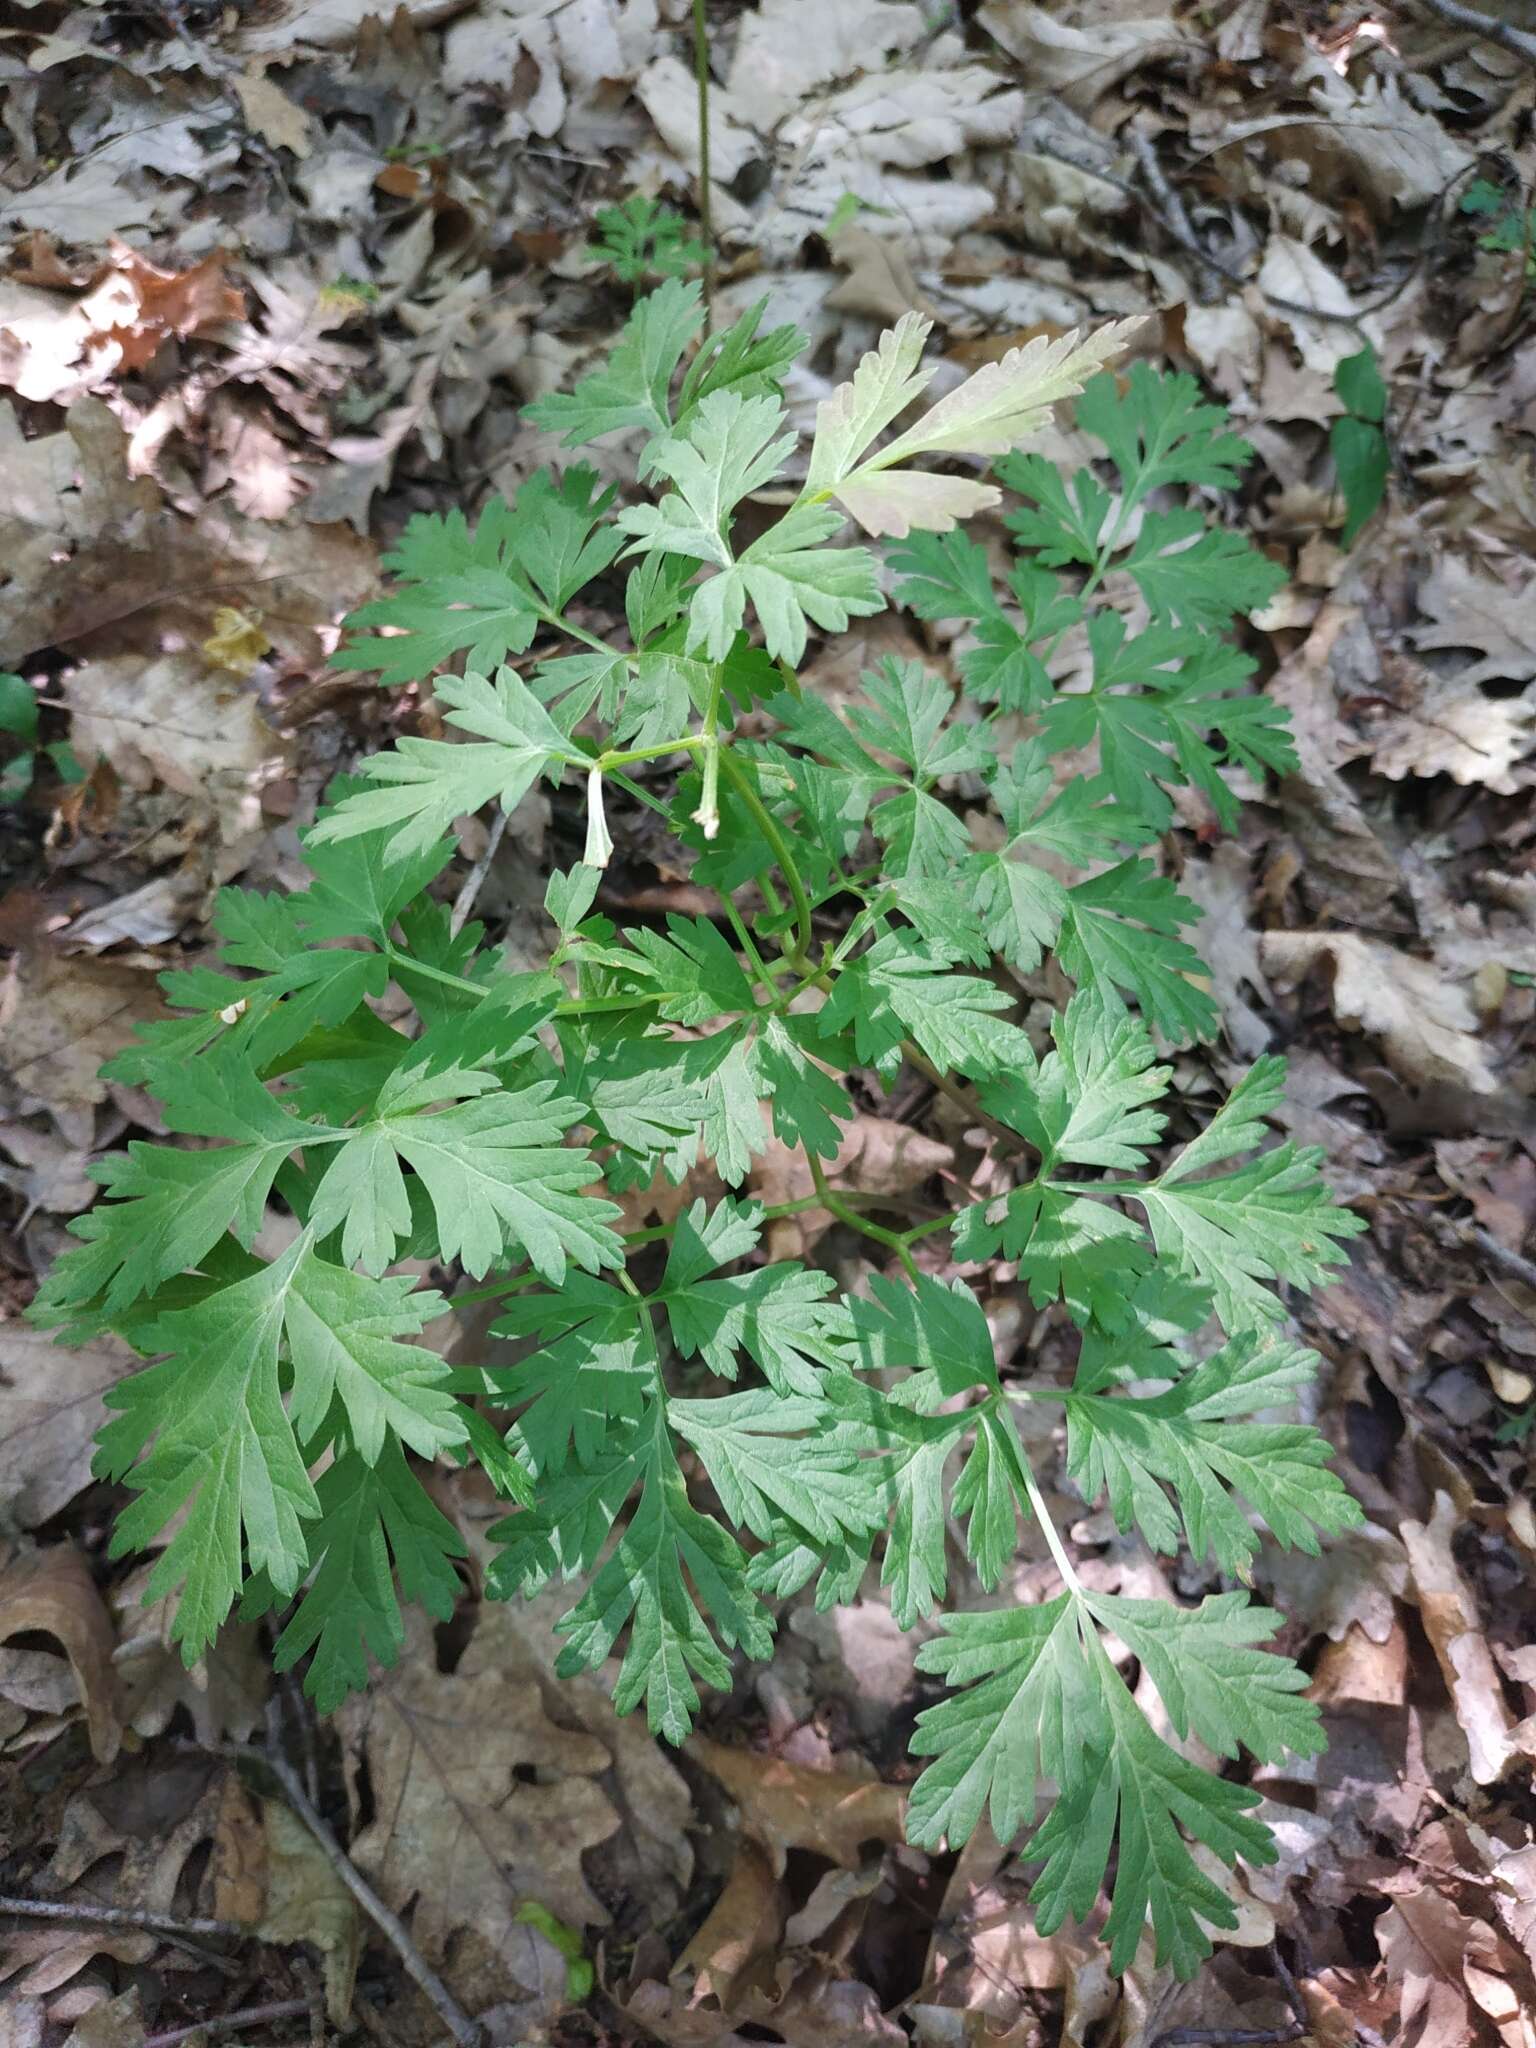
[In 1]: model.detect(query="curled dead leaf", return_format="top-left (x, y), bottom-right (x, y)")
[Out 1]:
top-left (0, 1544), bottom-right (119, 1764)
top-left (1401, 1492), bottom-right (1536, 1786)
top-left (689, 1735), bottom-right (906, 1876)
top-left (339, 1614), bottom-right (621, 2006)
top-left (1260, 929), bottom-right (1499, 1095)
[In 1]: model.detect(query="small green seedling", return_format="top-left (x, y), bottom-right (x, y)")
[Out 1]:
top-left (0, 671), bottom-right (81, 806)
top-left (1330, 344), bottom-right (1389, 548)
top-left (1462, 177), bottom-right (1536, 284)
top-left (588, 193), bottom-right (708, 285)
top-left (37, 283), bottom-right (1366, 1981)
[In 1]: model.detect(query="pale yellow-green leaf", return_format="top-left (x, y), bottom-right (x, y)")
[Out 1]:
top-left (804, 311), bottom-right (935, 498)
top-left (835, 469), bottom-right (1001, 539)
top-left (879, 317), bottom-right (1144, 463)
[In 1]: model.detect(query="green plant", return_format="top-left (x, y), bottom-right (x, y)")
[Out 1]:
top-left (37, 282), bottom-right (1367, 1979)
top-left (587, 193), bottom-right (708, 285)
top-left (0, 671), bottom-right (81, 806)
top-left (1330, 344), bottom-right (1388, 549)
top-left (1462, 176), bottom-right (1536, 282)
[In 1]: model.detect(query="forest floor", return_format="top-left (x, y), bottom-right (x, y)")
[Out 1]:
top-left (1, 1), bottom-right (1536, 2044)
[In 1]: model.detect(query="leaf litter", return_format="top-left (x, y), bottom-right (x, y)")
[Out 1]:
top-left (0, 0), bottom-right (1535, 2042)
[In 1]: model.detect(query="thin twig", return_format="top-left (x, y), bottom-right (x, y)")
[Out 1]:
top-left (1428, 1216), bottom-right (1536, 1297)
top-left (1126, 125), bottom-right (1221, 304)
top-left (0, 1895), bottom-right (244, 1942)
top-left (1150, 1943), bottom-right (1307, 2048)
top-left (1410, 0), bottom-right (1536, 65)
top-left (206, 1737), bottom-right (484, 2048)
top-left (142, 1998), bottom-right (320, 2048)
top-left (450, 807), bottom-right (510, 937)
top-left (1025, 137), bottom-right (1454, 331)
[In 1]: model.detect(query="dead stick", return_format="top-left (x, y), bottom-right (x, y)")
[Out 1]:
top-left (1410, 0), bottom-right (1536, 64)
top-left (207, 1741), bottom-right (483, 2048)
top-left (0, 1895), bottom-right (244, 1942)
top-left (142, 1998), bottom-right (319, 2048)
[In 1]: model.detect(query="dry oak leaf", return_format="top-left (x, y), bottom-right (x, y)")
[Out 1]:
top-left (108, 1559), bottom-right (269, 1746)
top-left (339, 1616), bottom-right (621, 1985)
top-left (725, 0), bottom-right (927, 130)
top-left (755, 1112), bottom-right (954, 1262)
top-left (689, 1736), bottom-right (907, 1876)
top-left (1260, 930), bottom-right (1498, 1096)
top-left (1256, 1522), bottom-right (1410, 1645)
top-left (210, 1780), bottom-right (361, 2022)
top-left (1401, 1491), bottom-right (1536, 1787)
top-left (1410, 553), bottom-right (1536, 692)
top-left (0, 245), bottom-right (242, 405)
top-left (618, 1838), bottom-right (905, 2048)
top-left (0, 1323), bottom-right (134, 1529)
top-left (979, 1), bottom-right (1197, 108)
top-left (0, 1544), bottom-right (119, 1764)
top-left (456, 1583), bottom-right (696, 1908)
top-left (1, 1764), bottom-right (232, 1997)
top-left (1378, 1888), bottom-right (1526, 2048)
top-left (0, 946), bottom-right (168, 1148)
top-left (1355, 662), bottom-right (1535, 795)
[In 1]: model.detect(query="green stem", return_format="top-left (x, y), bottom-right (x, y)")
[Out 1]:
top-left (383, 946), bottom-right (667, 1019)
top-left (808, 1157), bottom-right (920, 1281)
top-left (1018, 1460), bottom-right (1084, 1595)
top-left (717, 745), bottom-right (815, 965)
top-left (599, 734), bottom-right (708, 772)
top-left (899, 1213), bottom-right (954, 1248)
top-left (539, 608), bottom-right (631, 664)
top-left (723, 898), bottom-right (779, 993)
top-left (604, 764), bottom-right (674, 820)
top-left (692, 0), bottom-right (714, 331)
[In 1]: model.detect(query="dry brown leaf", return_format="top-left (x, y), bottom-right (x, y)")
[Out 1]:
top-left (242, 0), bottom-right (464, 51)
top-left (1, 1765), bottom-right (231, 1997)
top-left (210, 1781), bottom-right (360, 2022)
top-left (726, 0), bottom-right (926, 129)
top-left (232, 65), bottom-right (314, 158)
top-left (825, 228), bottom-right (938, 326)
top-left (454, 1580), bottom-right (696, 1910)
top-left (0, 1118), bottom-right (98, 1216)
top-left (1219, 74), bottom-right (1473, 216)
top-left (0, 1325), bottom-right (133, 1528)
top-left (339, 1615), bottom-right (621, 1999)
top-left (1260, 930), bottom-right (1498, 1095)
top-left (766, 67), bottom-right (1024, 264)
top-left (0, 1545), bottom-right (118, 1764)
top-left (0, 398), bottom-right (376, 672)
top-left (0, 243), bottom-right (243, 404)
top-left (756, 1113), bottom-right (954, 1262)
top-left (0, 947), bottom-right (167, 1147)
top-left (619, 1835), bottom-right (905, 2048)
top-left (66, 648), bottom-right (288, 809)
top-left (1176, 844), bottom-right (1270, 1058)
top-left (1410, 553), bottom-right (1536, 691)
top-left (1355, 663), bottom-right (1535, 794)
top-left (62, 1994), bottom-right (143, 2048)
top-left (638, 55), bottom-right (758, 186)
top-left (214, 272), bottom-right (368, 441)
top-left (1401, 1492), bottom-right (1536, 1786)
top-left (979, 2), bottom-right (1195, 108)
top-left (680, 1837), bottom-right (784, 2014)
top-left (688, 1737), bottom-right (906, 1876)
top-left (108, 1560), bottom-right (269, 1746)
top-left (1309, 1616), bottom-right (1410, 1708)
top-left (1267, 603), bottom-right (1405, 924)
top-left (1378, 1888), bottom-right (1522, 2048)
top-left (1256, 1522), bottom-right (1410, 1644)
